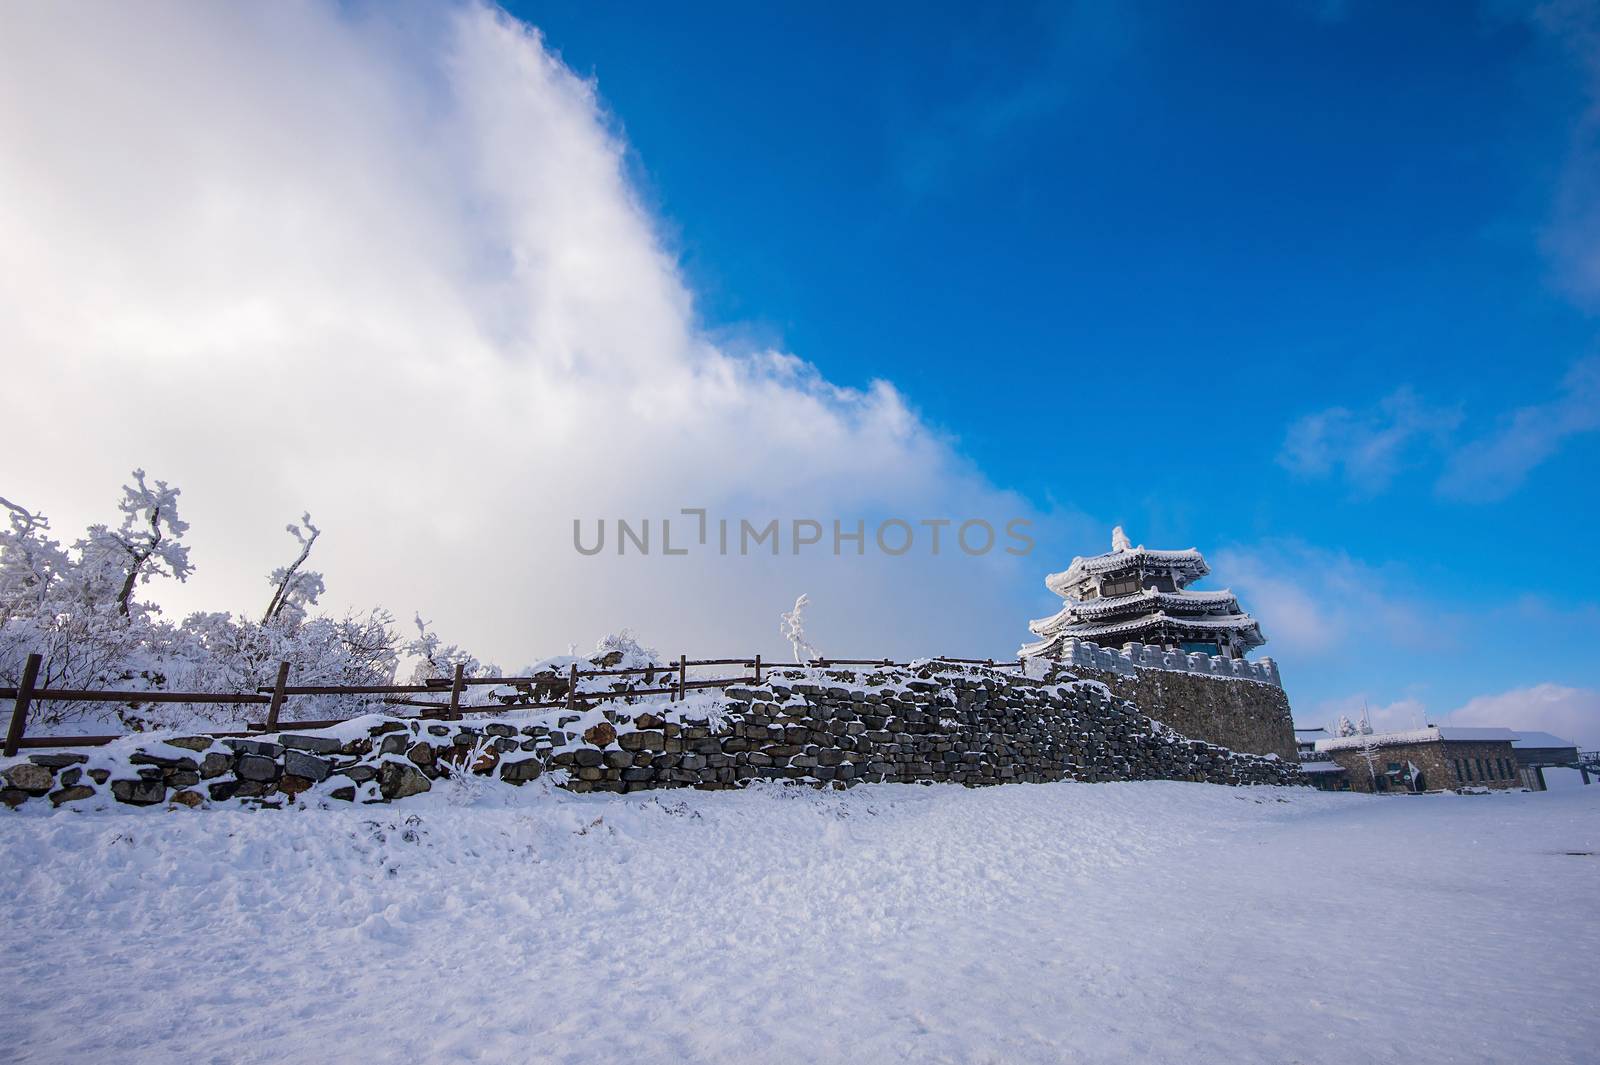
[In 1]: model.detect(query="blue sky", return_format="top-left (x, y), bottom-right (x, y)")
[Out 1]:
top-left (513, 0), bottom-right (1600, 734)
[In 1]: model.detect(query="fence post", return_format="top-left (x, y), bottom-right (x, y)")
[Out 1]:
top-left (448, 663), bottom-right (465, 721)
top-left (263, 660), bottom-right (290, 732)
top-left (4, 652), bottom-right (42, 758)
top-left (753, 653), bottom-right (761, 685)
top-left (677, 654), bottom-right (687, 702)
top-left (566, 662), bottom-right (578, 712)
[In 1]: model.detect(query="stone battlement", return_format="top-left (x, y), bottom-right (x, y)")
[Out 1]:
top-left (1051, 638), bottom-right (1282, 688)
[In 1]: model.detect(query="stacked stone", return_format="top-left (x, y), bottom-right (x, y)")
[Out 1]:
top-left (0, 720), bottom-right (553, 810)
top-left (2, 664), bottom-right (1302, 810)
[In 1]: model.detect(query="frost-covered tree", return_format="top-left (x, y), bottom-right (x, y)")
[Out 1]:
top-left (0, 473), bottom-right (194, 700)
top-left (75, 469), bottom-right (193, 618)
top-left (779, 593), bottom-right (820, 664)
top-left (262, 513), bottom-right (324, 625)
top-left (0, 497), bottom-right (69, 613)
top-left (1335, 714), bottom-right (1358, 738)
top-left (1, 475), bottom-right (407, 730)
top-left (2, 476), bottom-right (687, 732)
top-left (1353, 709), bottom-right (1382, 789)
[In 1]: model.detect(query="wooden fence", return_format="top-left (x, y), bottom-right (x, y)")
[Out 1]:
top-left (2, 652), bottom-right (1027, 756)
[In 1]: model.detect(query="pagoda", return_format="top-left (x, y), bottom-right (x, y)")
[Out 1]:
top-left (1020, 526), bottom-right (1266, 661)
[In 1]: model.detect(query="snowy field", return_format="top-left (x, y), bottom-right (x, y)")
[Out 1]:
top-left (3, 782), bottom-right (1597, 1064)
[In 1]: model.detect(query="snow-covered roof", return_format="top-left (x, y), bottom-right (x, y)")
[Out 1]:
top-left (1434, 727), bottom-right (1520, 742)
top-left (1043, 529), bottom-right (1210, 597)
top-left (1315, 725), bottom-right (1521, 752)
top-left (1298, 761), bottom-right (1346, 774)
top-left (1046, 548), bottom-right (1209, 595)
top-left (1038, 609), bottom-right (1265, 643)
top-left (1028, 588), bottom-right (1243, 634)
top-left (1295, 727), bottom-right (1328, 736)
top-left (1511, 731), bottom-right (1577, 750)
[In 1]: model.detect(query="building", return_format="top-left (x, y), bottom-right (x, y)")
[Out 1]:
top-left (1294, 726), bottom-right (1349, 791)
top-left (1021, 526), bottom-right (1266, 660)
top-left (1510, 731), bottom-right (1588, 790)
top-left (1315, 727), bottom-right (1525, 794)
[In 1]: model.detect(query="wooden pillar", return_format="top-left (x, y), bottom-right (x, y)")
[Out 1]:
top-left (448, 663), bottom-right (465, 721)
top-left (3, 652), bottom-right (42, 758)
top-left (753, 653), bottom-right (762, 685)
top-left (263, 660), bottom-right (290, 732)
top-left (676, 654), bottom-right (687, 702)
top-left (566, 662), bottom-right (578, 711)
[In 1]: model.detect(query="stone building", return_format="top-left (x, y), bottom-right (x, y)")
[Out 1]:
top-left (1314, 727), bottom-right (1523, 794)
top-left (1021, 526), bottom-right (1266, 660)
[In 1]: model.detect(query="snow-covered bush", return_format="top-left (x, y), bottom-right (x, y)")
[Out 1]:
top-left (405, 613), bottom-right (495, 686)
top-left (434, 736), bottom-right (500, 807)
top-left (591, 629), bottom-right (661, 669)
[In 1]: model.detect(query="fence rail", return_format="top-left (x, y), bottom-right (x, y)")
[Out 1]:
top-left (2, 652), bottom-right (1029, 756)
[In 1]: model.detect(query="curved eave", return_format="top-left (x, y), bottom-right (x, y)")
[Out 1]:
top-left (1028, 589), bottom-right (1243, 635)
top-left (1072, 587), bottom-right (1239, 618)
top-left (1045, 610), bottom-right (1267, 649)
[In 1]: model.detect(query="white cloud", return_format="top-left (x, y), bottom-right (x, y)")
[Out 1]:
top-left (1278, 387), bottom-right (1460, 497)
top-left (1436, 355), bottom-right (1600, 501)
top-left (1301, 684), bottom-right (1600, 750)
top-left (1211, 541), bottom-right (1455, 660)
top-left (0, 2), bottom-right (1048, 665)
top-left (1280, 357), bottom-right (1600, 503)
top-left (1444, 683), bottom-right (1600, 750)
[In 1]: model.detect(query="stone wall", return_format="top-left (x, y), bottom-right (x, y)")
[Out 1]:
top-left (1, 664), bottom-right (1303, 810)
top-left (1041, 661), bottom-right (1297, 762)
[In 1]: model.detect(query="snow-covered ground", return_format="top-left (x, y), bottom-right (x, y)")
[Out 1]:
top-left (3, 782), bottom-right (1596, 1064)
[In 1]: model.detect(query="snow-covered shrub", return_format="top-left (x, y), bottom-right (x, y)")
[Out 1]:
top-left (404, 613), bottom-right (496, 685)
top-left (591, 629), bottom-right (661, 669)
top-left (434, 736), bottom-right (499, 807)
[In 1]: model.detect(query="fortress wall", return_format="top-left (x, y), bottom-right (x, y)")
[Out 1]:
top-left (2, 664), bottom-right (1303, 810)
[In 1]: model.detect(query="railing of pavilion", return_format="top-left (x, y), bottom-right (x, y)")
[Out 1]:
top-left (1, 652), bottom-right (1029, 756)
